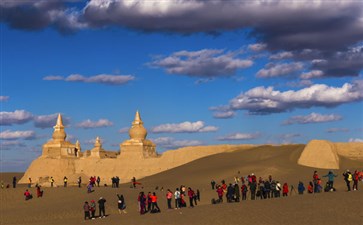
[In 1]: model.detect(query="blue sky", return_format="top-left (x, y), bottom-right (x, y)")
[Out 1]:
top-left (1, 0), bottom-right (363, 172)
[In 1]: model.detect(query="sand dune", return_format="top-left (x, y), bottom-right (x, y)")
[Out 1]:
top-left (2, 144), bottom-right (362, 225)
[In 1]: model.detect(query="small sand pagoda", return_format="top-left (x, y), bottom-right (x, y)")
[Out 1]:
top-left (119, 110), bottom-right (157, 158)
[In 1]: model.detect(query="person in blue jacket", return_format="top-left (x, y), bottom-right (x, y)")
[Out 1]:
top-left (323, 170), bottom-right (338, 190)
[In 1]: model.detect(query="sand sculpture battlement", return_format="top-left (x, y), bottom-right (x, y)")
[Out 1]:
top-left (19, 111), bottom-right (245, 186)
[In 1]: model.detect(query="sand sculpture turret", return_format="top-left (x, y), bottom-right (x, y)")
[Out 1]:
top-left (42, 114), bottom-right (78, 158)
top-left (119, 111), bottom-right (157, 158)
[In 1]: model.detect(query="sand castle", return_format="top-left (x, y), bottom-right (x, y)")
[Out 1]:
top-left (19, 111), bottom-right (243, 186)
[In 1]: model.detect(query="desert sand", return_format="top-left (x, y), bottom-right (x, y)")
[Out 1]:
top-left (1, 144), bottom-right (363, 225)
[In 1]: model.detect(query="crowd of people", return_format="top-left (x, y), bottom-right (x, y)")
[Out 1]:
top-left (83, 197), bottom-right (107, 220)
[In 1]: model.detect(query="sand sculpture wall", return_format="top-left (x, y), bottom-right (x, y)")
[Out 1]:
top-left (19, 112), bottom-right (253, 186)
top-left (298, 140), bottom-right (363, 169)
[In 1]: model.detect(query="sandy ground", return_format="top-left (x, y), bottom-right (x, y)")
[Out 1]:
top-left (1, 145), bottom-right (363, 225)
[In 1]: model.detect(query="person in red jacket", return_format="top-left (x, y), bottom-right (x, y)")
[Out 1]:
top-left (216, 185), bottom-right (224, 202)
top-left (353, 170), bottom-right (359, 191)
top-left (166, 189), bottom-right (173, 209)
top-left (187, 187), bottom-right (195, 208)
top-left (282, 183), bottom-right (289, 197)
top-left (151, 192), bottom-right (161, 213)
top-left (24, 189), bottom-right (32, 200)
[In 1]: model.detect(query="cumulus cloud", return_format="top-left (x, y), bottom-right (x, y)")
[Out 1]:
top-left (149, 49), bottom-right (253, 77)
top-left (217, 132), bottom-right (260, 141)
top-left (43, 74), bottom-right (135, 85)
top-left (283, 113), bottom-right (342, 125)
top-left (0, 96), bottom-right (9, 101)
top-left (213, 111), bottom-right (236, 119)
top-left (84, 137), bottom-right (105, 145)
top-left (33, 113), bottom-right (70, 129)
top-left (256, 62), bottom-right (304, 78)
top-left (217, 80), bottom-right (363, 114)
top-left (300, 70), bottom-right (324, 79)
top-left (326, 128), bottom-right (349, 133)
top-left (0, 110), bottom-right (33, 126)
top-left (0, 130), bottom-right (36, 140)
top-left (269, 51), bottom-right (294, 60)
top-left (76, 119), bottom-right (113, 129)
top-left (152, 137), bottom-right (203, 149)
top-left (151, 121), bottom-right (218, 133)
top-left (248, 43), bottom-right (267, 52)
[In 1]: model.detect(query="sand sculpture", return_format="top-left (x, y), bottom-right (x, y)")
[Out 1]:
top-left (19, 111), bottom-right (244, 186)
top-left (298, 139), bottom-right (363, 169)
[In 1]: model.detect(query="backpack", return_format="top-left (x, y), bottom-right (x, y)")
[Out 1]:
top-left (347, 174), bottom-right (353, 182)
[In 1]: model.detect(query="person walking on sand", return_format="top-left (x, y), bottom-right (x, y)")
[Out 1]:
top-left (343, 170), bottom-right (352, 191)
top-left (12, 176), bottom-right (17, 188)
top-left (151, 192), bottom-right (161, 213)
top-left (323, 170), bottom-right (338, 191)
top-left (90, 200), bottom-right (96, 219)
top-left (63, 176), bottom-right (68, 187)
top-left (28, 178), bottom-right (32, 188)
top-left (166, 189), bottom-right (173, 209)
top-left (211, 180), bottom-right (216, 190)
top-left (97, 176), bottom-right (101, 187)
top-left (174, 188), bottom-right (181, 209)
top-left (83, 201), bottom-right (91, 220)
top-left (117, 194), bottom-right (127, 214)
top-left (98, 197), bottom-right (107, 218)
top-left (138, 192), bottom-right (146, 215)
top-left (282, 183), bottom-right (289, 197)
top-left (353, 170), bottom-right (359, 191)
top-left (187, 187), bottom-right (195, 208)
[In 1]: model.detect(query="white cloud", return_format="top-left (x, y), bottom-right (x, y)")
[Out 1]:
top-left (0, 130), bottom-right (36, 140)
top-left (0, 96), bottom-right (9, 101)
top-left (152, 137), bottom-right (203, 149)
top-left (256, 62), bottom-right (304, 78)
top-left (269, 51), bottom-right (294, 60)
top-left (76, 119), bottom-right (113, 129)
top-left (0, 140), bottom-right (26, 150)
top-left (224, 80), bottom-right (363, 114)
top-left (217, 132), bottom-right (260, 141)
top-left (213, 111), bottom-right (236, 119)
top-left (84, 137), bottom-right (105, 145)
top-left (0, 110), bottom-right (33, 126)
top-left (248, 43), bottom-right (267, 52)
top-left (43, 74), bottom-right (135, 85)
top-left (33, 113), bottom-right (70, 129)
top-left (348, 138), bottom-right (363, 142)
top-left (151, 121), bottom-right (218, 133)
top-left (149, 49), bottom-right (253, 77)
top-left (283, 113), bottom-right (342, 125)
top-left (300, 70), bottom-right (324, 79)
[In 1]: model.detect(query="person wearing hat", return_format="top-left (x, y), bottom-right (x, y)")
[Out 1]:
top-left (98, 197), bottom-right (107, 218)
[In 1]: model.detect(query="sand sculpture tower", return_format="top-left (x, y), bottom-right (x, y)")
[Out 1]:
top-left (42, 114), bottom-right (78, 158)
top-left (119, 111), bottom-right (157, 158)
top-left (90, 136), bottom-right (107, 158)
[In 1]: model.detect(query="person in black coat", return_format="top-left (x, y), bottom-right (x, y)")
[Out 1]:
top-left (98, 197), bottom-right (107, 218)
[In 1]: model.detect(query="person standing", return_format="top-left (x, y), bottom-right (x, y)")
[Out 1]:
top-left (282, 183), bottom-right (289, 197)
top-left (211, 180), bottom-right (216, 190)
top-left (241, 182), bottom-right (248, 200)
top-left (138, 192), bottom-right (146, 215)
top-left (298, 181), bottom-right (305, 194)
top-left (117, 194), bottom-right (127, 214)
top-left (187, 187), bottom-right (195, 207)
top-left (174, 188), bottom-right (181, 209)
top-left (36, 185), bottom-right (43, 198)
top-left (151, 192), bottom-right (161, 212)
top-left (353, 170), bottom-right (359, 191)
top-left (12, 176), bottom-right (17, 188)
top-left (275, 181), bottom-right (282, 197)
top-left (28, 178), bottom-right (32, 188)
top-left (343, 170), bottom-right (352, 191)
top-left (77, 176), bottom-right (82, 188)
top-left (98, 197), bottom-right (107, 218)
top-left (90, 200), bottom-right (96, 219)
top-left (63, 176), bottom-right (68, 187)
top-left (313, 171), bottom-right (319, 193)
top-left (97, 176), bottom-right (101, 187)
top-left (216, 185), bottom-right (224, 202)
top-left (322, 171), bottom-right (337, 191)
top-left (132, 177), bottom-right (136, 188)
top-left (83, 202), bottom-right (91, 220)
top-left (50, 177), bottom-right (54, 187)
top-left (166, 189), bottom-right (173, 209)
top-left (147, 192), bottom-right (152, 212)
top-left (249, 181), bottom-right (257, 200)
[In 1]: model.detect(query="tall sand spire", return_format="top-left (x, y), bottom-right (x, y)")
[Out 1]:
top-left (52, 113), bottom-right (66, 141)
